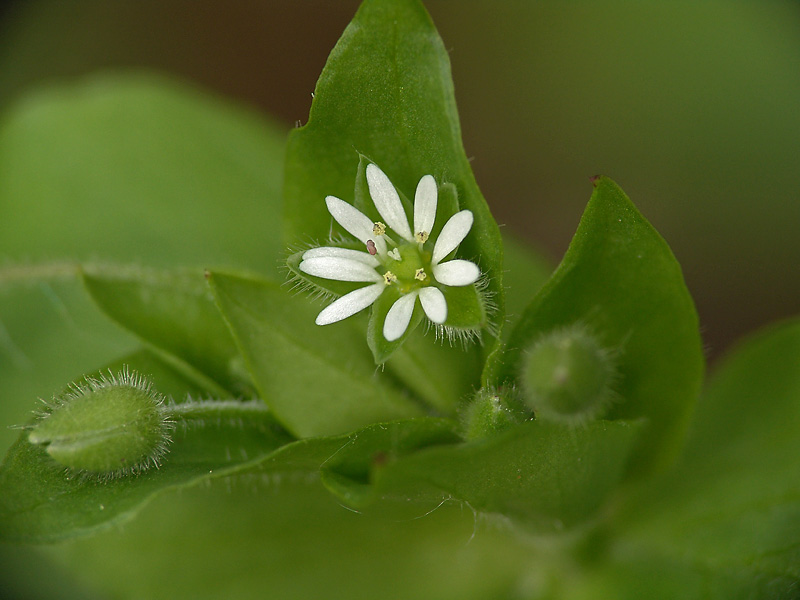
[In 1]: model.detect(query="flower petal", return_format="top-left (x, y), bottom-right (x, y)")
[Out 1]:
top-left (315, 283), bottom-right (384, 325)
top-left (418, 286), bottom-right (447, 324)
top-left (325, 196), bottom-right (387, 256)
top-left (300, 256), bottom-right (382, 282)
top-left (366, 164), bottom-right (414, 242)
top-left (302, 246), bottom-right (379, 267)
top-left (432, 210), bottom-right (474, 264)
top-left (432, 260), bottom-right (480, 286)
top-left (383, 291), bottom-right (419, 341)
top-left (413, 174), bottom-right (437, 237)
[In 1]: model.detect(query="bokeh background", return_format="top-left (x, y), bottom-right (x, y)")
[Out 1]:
top-left (0, 0), bottom-right (798, 361)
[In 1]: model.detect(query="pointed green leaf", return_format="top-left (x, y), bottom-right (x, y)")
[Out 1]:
top-left (208, 271), bottom-right (423, 437)
top-left (283, 0), bottom-right (505, 369)
top-left (82, 265), bottom-right (249, 396)
top-left (501, 177), bottom-right (703, 474)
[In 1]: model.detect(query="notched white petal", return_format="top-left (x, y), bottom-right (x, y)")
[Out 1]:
top-left (300, 256), bottom-right (382, 283)
top-left (383, 291), bottom-right (419, 341)
top-left (366, 164), bottom-right (414, 242)
top-left (432, 259), bottom-right (480, 286)
top-left (419, 286), bottom-right (447, 324)
top-left (315, 283), bottom-right (384, 325)
top-left (413, 174), bottom-right (437, 238)
top-left (432, 210), bottom-right (474, 264)
top-left (302, 246), bottom-right (379, 267)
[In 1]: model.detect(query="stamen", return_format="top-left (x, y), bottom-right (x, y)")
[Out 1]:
top-left (366, 240), bottom-right (377, 256)
top-left (415, 231), bottom-right (429, 243)
top-left (383, 271), bottom-right (397, 285)
top-left (373, 222), bottom-right (387, 236)
top-left (414, 268), bottom-right (427, 281)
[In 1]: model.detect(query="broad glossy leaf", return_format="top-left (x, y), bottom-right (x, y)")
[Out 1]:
top-left (83, 265), bottom-right (249, 396)
top-left (283, 0), bottom-right (505, 371)
top-left (208, 271), bottom-right (423, 437)
top-left (0, 350), bottom-right (291, 543)
top-left (501, 177), bottom-right (703, 474)
top-left (611, 318), bottom-right (800, 594)
top-left (326, 419), bottom-right (643, 532)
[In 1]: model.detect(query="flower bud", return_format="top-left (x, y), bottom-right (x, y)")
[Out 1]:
top-left (521, 325), bottom-right (616, 424)
top-left (461, 386), bottom-right (527, 440)
top-left (28, 368), bottom-right (174, 478)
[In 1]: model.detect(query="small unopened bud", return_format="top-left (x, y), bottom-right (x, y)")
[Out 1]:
top-left (28, 368), bottom-right (174, 478)
top-left (460, 386), bottom-right (527, 440)
top-left (521, 325), bottom-right (616, 425)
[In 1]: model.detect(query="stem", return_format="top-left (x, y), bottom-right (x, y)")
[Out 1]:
top-left (0, 260), bottom-right (80, 286)
top-left (161, 399), bottom-right (273, 423)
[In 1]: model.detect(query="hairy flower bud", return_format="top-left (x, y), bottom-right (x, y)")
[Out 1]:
top-left (521, 325), bottom-right (616, 424)
top-left (28, 368), bottom-right (174, 478)
top-left (460, 386), bottom-right (527, 440)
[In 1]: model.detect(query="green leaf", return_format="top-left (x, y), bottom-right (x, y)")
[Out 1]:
top-left (0, 73), bottom-right (286, 273)
top-left (501, 177), bottom-right (703, 474)
top-left (609, 318), bottom-right (800, 594)
top-left (384, 328), bottom-right (482, 416)
top-left (0, 350), bottom-right (292, 543)
top-left (208, 271), bottom-right (424, 437)
top-left (43, 476), bottom-right (535, 600)
top-left (326, 419), bottom-right (643, 532)
top-left (282, 0), bottom-right (505, 369)
top-left (82, 265), bottom-right (249, 396)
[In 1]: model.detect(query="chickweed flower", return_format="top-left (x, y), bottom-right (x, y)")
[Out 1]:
top-left (293, 163), bottom-right (483, 344)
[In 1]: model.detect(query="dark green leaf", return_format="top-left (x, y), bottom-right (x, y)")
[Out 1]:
top-left (327, 419), bottom-right (643, 532)
top-left (208, 271), bottom-right (424, 437)
top-left (282, 0), bottom-right (505, 372)
top-left (501, 177), bottom-right (703, 474)
top-left (0, 351), bottom-right (291, 543)
top-left (83, 265), bottom-right (249, 396)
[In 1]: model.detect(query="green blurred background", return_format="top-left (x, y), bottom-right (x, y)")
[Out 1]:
top-left (0, 0), bottom-right (798, 361)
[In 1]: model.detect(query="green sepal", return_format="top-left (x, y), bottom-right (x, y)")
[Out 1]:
top-left (439, 283), bottom-right (486, 330)
top-left (366, 284), bottom-right (425, 364)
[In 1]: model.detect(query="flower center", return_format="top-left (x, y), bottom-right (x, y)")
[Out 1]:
top-left (381, 242), bottom-right (432, 293)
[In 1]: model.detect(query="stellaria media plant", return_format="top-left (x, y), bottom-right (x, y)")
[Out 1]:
top-left (1, 1), bottom-right (798, 598)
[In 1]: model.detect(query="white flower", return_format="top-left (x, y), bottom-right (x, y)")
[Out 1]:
top-left (298, 163), bottom-right (480, 341)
